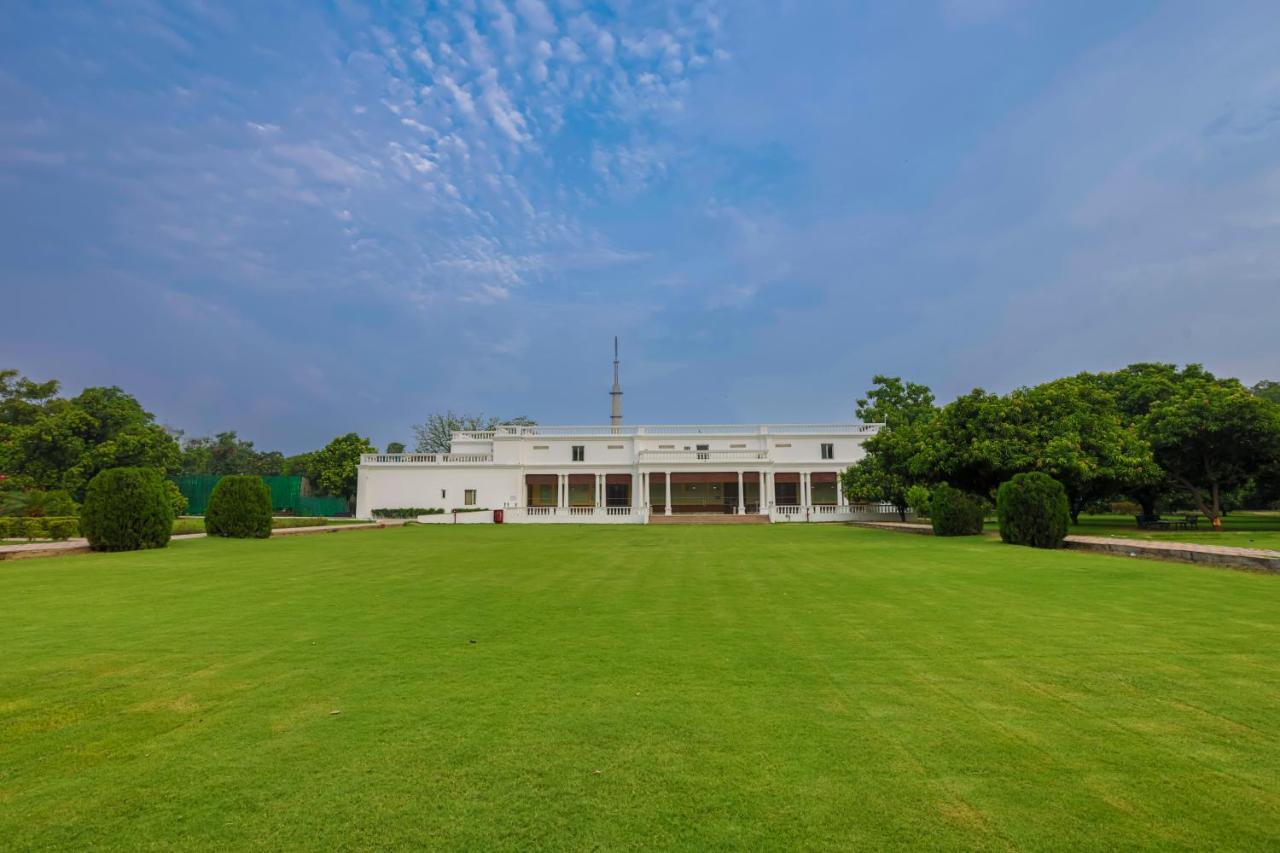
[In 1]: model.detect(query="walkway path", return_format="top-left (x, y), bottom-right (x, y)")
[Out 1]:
top-left (0, 520), bottom-right (407, 561)
top-left (849, 521), bottom-right (1280, 573)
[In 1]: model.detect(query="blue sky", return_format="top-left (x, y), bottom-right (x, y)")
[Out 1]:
top-left (3, 1), bottom-right (1279, 452)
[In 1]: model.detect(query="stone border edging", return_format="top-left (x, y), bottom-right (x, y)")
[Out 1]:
top-left (848, 521), bottom-right (1280, 574)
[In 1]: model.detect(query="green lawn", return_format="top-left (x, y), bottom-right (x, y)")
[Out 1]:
top-left (1068, 512), bottom-right (1280, 550)
top-left (3, 526), bottom-right (1280, 849)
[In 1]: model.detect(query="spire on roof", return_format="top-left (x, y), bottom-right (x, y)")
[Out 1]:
top-left (610, 337), bottom-right (623, 426)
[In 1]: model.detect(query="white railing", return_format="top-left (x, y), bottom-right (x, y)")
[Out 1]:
top-left (636, 449), bottom-right (770, 463)
top-left (361, 453), bottom-right (493, 465)
top-left (775, 505), bottom-right (803, 516)
top-left (456, 423), bottom-right (882, 438)
top-left (499, 505), bottom-right (644, 524)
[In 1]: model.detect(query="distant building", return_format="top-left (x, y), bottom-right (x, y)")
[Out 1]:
top-left (355, 344), bottom-right (889, 523)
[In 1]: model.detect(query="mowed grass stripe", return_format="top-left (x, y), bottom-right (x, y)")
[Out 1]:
top-left (2, 525), bottom-right (1279, 850)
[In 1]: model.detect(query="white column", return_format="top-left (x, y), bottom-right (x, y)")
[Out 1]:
top-left (596, 474), bottom-right (602, 508)
top-left (837, 472), bottom-right (846, 507)
top-left (664, 471), bottom-right (672, 516)
top-left (802, 472), bottom-right (810, 507)
top-left (631, 472), bottom-right (639, 509)
top-left (737, 471), bottom-right (745, 515)
top-left (560, 474), bottom-right (567, 507)
top-left (760, 471), bottom-right (770, 514)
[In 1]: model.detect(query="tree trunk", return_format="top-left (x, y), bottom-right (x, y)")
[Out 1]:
top-left (1211, 482), bottom-right (1222, 529)
top-left (897, 503), bottom-right (907, 522)
top-left (1139, 495), bottom-right (1157, 520)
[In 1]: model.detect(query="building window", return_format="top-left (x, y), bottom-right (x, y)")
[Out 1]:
top-left (441, 489), bottom-right (446, 499)
top-left (696, 443), bottom-right (710, 460)
top-left (464, 489), bottom-right (477, 506)
top-left (821, 443), bottom-right (834, 460)
top-left (572, 445), bottom-right (585, 461)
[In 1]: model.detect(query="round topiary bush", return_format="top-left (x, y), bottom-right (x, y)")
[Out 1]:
top-left (997, 472), bottom-right (1070, 549)
top-left (205, 475), bottom-right (272, 539)
top-left (929, 483), bottom-right (987, 536)
top-left (80, 467), bottom-right (173, 552)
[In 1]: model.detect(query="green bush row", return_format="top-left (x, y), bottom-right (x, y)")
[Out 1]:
top-left (0, 516), bottom-right (80, 540)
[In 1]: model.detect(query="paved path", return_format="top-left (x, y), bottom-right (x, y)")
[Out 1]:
top-left (849, 521), bottom-right (1280, 573)
top-left (0, 520), bottom-right (407, 561)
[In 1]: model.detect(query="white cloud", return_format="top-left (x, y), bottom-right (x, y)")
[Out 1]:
top-left (515, 0), bottom-right (556, 35)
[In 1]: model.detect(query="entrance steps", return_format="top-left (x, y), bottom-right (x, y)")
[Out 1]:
top-left (648, 513), bottom-right (770, 525)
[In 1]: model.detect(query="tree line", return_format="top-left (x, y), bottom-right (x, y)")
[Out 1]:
top-left (1, 368), bottom-right (534, 514)
top-left (843, 365), bottom-right (1280, 527)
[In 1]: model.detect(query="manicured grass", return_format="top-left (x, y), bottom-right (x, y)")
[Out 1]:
top-left (3, 526), bottom-right (1280, 849)
top-left (1068, 512), bottom-right (1280, 550)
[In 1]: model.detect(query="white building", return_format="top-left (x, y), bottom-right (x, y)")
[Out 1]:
top-left (354, 344), bottom-right (892, 524)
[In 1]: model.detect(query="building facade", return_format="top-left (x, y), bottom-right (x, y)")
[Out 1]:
top-left (355, 422), bottom-right (895, 523)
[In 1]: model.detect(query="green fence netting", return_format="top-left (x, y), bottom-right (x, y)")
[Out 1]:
top-left (174, 475), bottom-right (347, 516)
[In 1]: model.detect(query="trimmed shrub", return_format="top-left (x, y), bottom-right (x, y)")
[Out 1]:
top-left (0, 517), bottom-right (16, 539)
top-left (997, 472), bottom-right (1070, 549)
top-left (930, 484), bottom-right (986, 536)
top-left (205, 475), bottom-right (272, 539)
top-left (21, 517), bottom-right (47, 540)
top-left (80, 467), bottom-right (173, 552)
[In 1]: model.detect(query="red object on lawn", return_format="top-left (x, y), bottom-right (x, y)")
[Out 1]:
top-left (493, 509), bottom-right (504, 524)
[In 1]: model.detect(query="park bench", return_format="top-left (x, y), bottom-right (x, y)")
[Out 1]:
top-left (1135, 515), bottom-right (1197, 532)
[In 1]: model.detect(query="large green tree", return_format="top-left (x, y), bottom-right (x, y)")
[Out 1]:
top-left (1143, 377), bottom-right (1280, 527)
top-left (310, 433), bottom-right (376, 508)
top-left (840, 376), bottom-right (936, 519)
top-left (1, 374), bottom-right (179, 500)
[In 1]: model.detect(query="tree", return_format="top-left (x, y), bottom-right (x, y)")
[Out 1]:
top-left (840, 376), bottom-right (937, 520)
top-left (180, 431), bottom-right (285, 475)
top-left (1252, 380), bottom-right (1280, 405)
top-left (385, 442), bottom-right (406, 454)
top-left (0, 376), bottom-right (179, 499)
top-left (412, 412), bottom-right (536, 453)
top-left (1143, 377), bottom-right (1280, 527)
top-left (0, 369), bottom-right (59, 428)
top-left (1007, 378), bottom-right (1157, 523)
top-left (310, 433), bottom-right (376, 508)
top-left (856, 375), bottom-right (936, 428)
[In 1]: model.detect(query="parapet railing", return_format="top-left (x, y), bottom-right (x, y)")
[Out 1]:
top-left (360, 453), bottom-right (493, 465)
top-left (636, 449), bottom-right (771, 462)
top-left (452, 423), bottom-right (882, 440)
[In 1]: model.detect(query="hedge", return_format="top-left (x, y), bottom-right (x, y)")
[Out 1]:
top-left (372, 507), bottom-right (445, 518)
top-left (205, 475), bottom-right (273, 538)
top-left (0, 516), bottom-right (80, 541)
top-left (80, 468), bottom-right (173, 552)
top-left (929, 484), bottom-right (986, 536)
top-left (997, 472), bottom-right (1070, 549)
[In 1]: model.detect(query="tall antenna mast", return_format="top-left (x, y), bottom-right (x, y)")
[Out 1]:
top-left (610, 336), bottom-right (623, 427)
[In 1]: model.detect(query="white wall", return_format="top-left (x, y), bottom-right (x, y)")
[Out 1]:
top-left (355, 466), bottom-right (521, 518)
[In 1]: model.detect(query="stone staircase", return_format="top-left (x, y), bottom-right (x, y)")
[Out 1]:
top-left (648, 513), bottom-right (770, 525)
